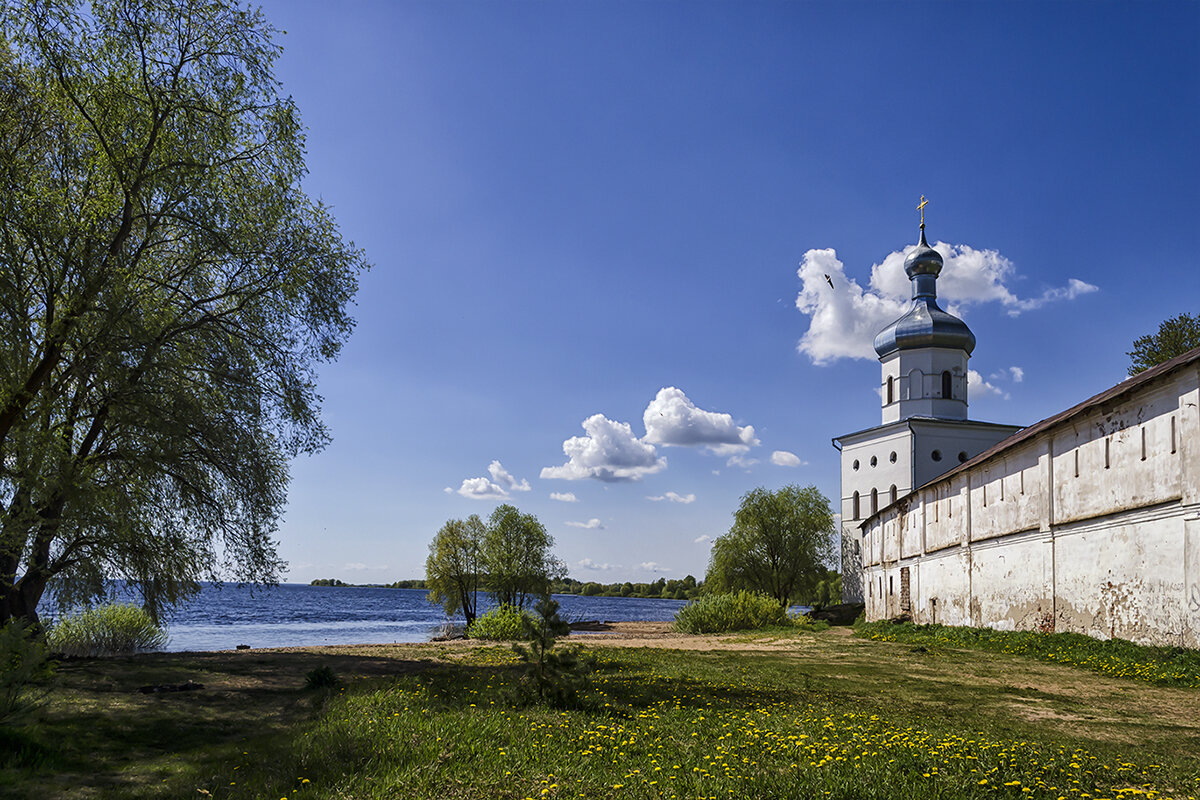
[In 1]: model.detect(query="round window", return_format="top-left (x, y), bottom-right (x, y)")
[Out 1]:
top-left (931, 450), bottom-right (943, 462)
top-left (852, 460), bottom-right (859, 471)
top-left (958, 451), bottom-right (969, 463)
top-left (870, 456), bottom-right (878, 468)
top-left (889, 451), bottom-right (897, 463)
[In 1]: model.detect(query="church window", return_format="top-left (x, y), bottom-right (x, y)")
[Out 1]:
top-left (982, 483), bottom-right (987, 507)
top-left (941, 371), bottom-right (952, 399)
top-left (852, 459), bottom-right (860, 471)
top-left (1000, 475), bottom-right (1005, 501)
top-left (909, 369), bottom-right (923, 399)
top-left (931, 450), bottom-right (942, 462)
top-left (887, 376), bottom-right (894, 404)
top-left (889, 575), bottom-right (893, 595)
top-left (958, 451), bottom-right (968, 463)
top-left (1074, 449), bottom-right (1079, 478)
top-left (1104, 437), bottom-right (1111, 469)
top-left (889, 485), bottom-right (897, 504)
top-left (1141, 427), bottom-right (1147, 461)
top-left (870, 488), bottom-right (878, 515)
top-left (1020, 469), bottom-right (1025, 495)
top-left (870, 455), bottom-right (878, 468)
top-left (1171, 416), bottom-right (1177, 454)
top-left (852, 492), bottom-right (860, 520)
top-left (890, 451), bottom-right (897, 463)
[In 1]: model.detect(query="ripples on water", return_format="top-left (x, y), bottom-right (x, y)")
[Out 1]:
top-left (44, 583), bottom-right (691, 652)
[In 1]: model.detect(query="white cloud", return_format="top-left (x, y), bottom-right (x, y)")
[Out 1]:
top-left (726, 454), bottom-right (759, 470)
top-left (488, 460), bottom-right (530, 492)
top-left (796, 244), bottom-right (1098, 365)
top-left (449, 476), bottom-right (509, 500)
top-left (639, 562), bottom-right (665, 572)
top-left (796, 248), bottom-right (908, 364)
top-left (550, 492), bottom-right (578, 503)
top-left (448, 460), bottom-right (531, 500)
top-left (643, 387), bottom-right (759, 453)
top-left (541, 413), bottom-right (666, 482)
top-left (694, 535), bottom-right (713, 545)
top-left (647, 491), bottom-right (696, 504)
top-left (1009, 366), bottom-right (1024, 383)
top-left (770, 450), bottom-right (804, 467)
top-left (565, 518), bottom-right (604, 529)
top-left (968, 369), bottom-right (1008, 399)
top-left (344, 562), bottom-right (388, 571)
top-left (575, 557), bottom-right (618, 571)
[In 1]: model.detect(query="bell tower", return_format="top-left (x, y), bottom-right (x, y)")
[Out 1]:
top-left (872, 221), bottom-right (975, 424)
top-left (834, 199), bottom-right (1023, 604)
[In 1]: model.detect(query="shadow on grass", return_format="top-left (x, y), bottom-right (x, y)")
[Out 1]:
top-left (0, 649), bottom-right (447, 800)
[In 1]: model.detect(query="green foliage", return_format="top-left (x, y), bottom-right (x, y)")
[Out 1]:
top-left (804, 569), bottom-right (842, 607)
top-left (0, 0), bottom-right (367, 626)
top-left (425, 515), bottom-right (484, 625)
top-left (0, 619), bottom-right (54, 725)
top-left (304, 665), bottom-right (339, 690)
top-left (511, 596), bottom-right (588, 706)
top-left (46, 604), bottom-right (167, 658)
top-left (706, 485), bottom-right (835, 605)
top-left (856, 620), bottom-right (1200, 687)
top-left (673, 590), bottom-right (791, 634)
top-left (467, 605), bottom-right (533, 641)
top-left (1127, 312), bottom-right (1200, 375)
top-left (549, 574), bottom-right (700, 599)
top-left (309, 579), bottom-right (348, 587)
top-left (427, 505), bottom-right (563, 622)
top-left (482, 505), bottom-right (564, 609)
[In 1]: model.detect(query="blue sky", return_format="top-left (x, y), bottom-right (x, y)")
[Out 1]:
top-left (258, 0), bottom-right (1199, 584)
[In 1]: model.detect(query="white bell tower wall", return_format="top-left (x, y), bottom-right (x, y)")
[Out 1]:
top-left (881, 348), bottom-right (969, 423)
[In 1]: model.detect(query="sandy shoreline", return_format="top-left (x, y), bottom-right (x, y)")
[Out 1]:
top-left (219, 620), bottom-right (850, 655)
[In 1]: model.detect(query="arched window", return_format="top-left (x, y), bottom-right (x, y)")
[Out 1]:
top-left (889, 484), bottom-right (897, 504)
top-left (852, 491), bottom-right (860, 520)
top-left (886, 376), bottom-right (894, 404)
top-left (909, 369), bottom-right (922, 399)
top-left (870, 488), bottom-right (878, 515)
top-left (941, 370), bottom-right (952, 399)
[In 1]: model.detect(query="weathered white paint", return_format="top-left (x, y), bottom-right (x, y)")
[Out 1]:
top-left (860, 358), bottom-right (1200, 647)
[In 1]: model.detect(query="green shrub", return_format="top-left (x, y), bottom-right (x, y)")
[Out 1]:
top-left (674, 591), bottom-right (790, 634)
top-left (467, 605), bottom-right (532, 640)
top-left (47, 604), bottom-right (168, 657)
top-left (0, 620), bottom-right (55, 725)
top-left (305, 665), bottom-right (340, 690)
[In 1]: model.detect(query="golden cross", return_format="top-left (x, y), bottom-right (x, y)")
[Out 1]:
top-left (917, 195), bottom-right (928, 230)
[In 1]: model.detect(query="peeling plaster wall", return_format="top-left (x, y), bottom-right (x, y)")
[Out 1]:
top-left (860, 362), bottom-right (1200, 648)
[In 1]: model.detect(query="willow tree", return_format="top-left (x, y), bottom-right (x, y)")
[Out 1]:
top-left (0, 0), bottom-right (366, 624)
top-left (482, 505), bottom-right (563, 609)
top-left (706, 485), bottom-right (835, 606)
top-left (425, 515), bottom-right (485, 626)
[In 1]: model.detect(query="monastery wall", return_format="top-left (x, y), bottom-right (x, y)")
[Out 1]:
top-left (861, 359), bottom-right (1200, 647)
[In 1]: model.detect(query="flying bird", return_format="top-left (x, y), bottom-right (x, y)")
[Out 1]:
top-left (824, 273), bottom-right (834, 289)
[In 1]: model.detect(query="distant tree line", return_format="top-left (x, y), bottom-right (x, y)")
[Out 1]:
top-left (309, 578), bottom-right (429, 589)
top-left (547, 576), bottom-right (701, 600)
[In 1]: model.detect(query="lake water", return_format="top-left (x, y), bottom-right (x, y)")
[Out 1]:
top-left (47, 583), bottom-right (691, 652)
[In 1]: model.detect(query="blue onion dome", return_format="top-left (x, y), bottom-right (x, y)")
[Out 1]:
top-left (904, 229), bottom-right (943, 278)
top-left (873, 229), bottom-right (976, 358)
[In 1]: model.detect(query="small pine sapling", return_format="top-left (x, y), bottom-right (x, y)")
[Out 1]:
top-left (512, 595), bottom-right (588, 706)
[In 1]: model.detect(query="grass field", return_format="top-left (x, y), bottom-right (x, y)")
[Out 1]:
top-left (2, 625), bottom-right (1198, 799)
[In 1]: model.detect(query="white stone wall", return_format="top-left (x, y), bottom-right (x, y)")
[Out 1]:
top-left (860, 361), bottom-right (1200, 647)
